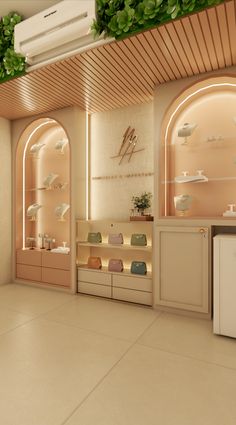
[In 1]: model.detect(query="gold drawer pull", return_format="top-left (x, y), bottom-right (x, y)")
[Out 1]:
top-left (199, 228), bottom-right (208, 233)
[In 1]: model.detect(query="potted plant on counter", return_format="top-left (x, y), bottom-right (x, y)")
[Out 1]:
top-left (131, 192), bottom-right (153, 221)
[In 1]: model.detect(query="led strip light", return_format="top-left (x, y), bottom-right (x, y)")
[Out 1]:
top-left (22, 119), bottom-right (55, 248)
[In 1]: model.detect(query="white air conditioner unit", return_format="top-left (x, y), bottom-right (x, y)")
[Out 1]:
top-left (14, 0), bottom-right (113, 72)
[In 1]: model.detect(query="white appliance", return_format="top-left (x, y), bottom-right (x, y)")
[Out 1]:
top-left (214, 234), bottom-right (236, 338)
top-left (14, 0), bottom-right (113, 71)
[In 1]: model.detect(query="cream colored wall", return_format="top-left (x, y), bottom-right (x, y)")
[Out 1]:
top-left (90, 102), bottom-right (154, 220)
top-left (12, 106), bottom-right (86, 292)
top-left (0, 118), bottom-right (11, 284)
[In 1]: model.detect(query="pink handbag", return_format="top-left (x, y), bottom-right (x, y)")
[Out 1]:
top-left (108, 259), bottom-right (123, 272)
top-left (108, 233), bottom-right (123, 244)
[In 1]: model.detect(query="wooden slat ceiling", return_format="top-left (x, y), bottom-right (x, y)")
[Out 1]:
top-left (0, 0), bottom-right (235, 120)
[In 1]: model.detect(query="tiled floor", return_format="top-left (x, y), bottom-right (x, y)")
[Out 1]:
top-left (1, 284), bottom-right (236, 425)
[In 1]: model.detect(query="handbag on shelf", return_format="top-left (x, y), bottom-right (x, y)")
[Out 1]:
top-left (87, 256), bottom-right (102, 269)
top-left (87, 232), bottom-right (102, 243)
top-left (130, 261), bottom-right (147, 275)
top-left (130, 233), bottom-right (147, 246)
top-left (108, 259), bottom-right (123, 272)
top-left (108, 233), bottom-right (123, 245)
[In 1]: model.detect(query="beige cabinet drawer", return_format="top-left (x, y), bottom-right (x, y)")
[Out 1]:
top-left (113, 274), bottom-right (152, 292)
top-left (78, 269), bottom-right (111, 286)
top-left (78, 281), bottom-right (112, 298)
top-left (16, 249), bottom-right (41, 266)
top-left (113, 287), bottom-right (152, 306)
top-left (16, 264), bottom-right (41, 282)
top-left (42, 268), bottom-right (70, 287)
top-left (42, 252), bottom-right (70, 270)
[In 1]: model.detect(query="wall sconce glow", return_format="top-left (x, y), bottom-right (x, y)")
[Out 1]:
top-left (55, 138), bottom-right (68, 154)
top-left (27, 203), bottom-right (42, 221)
top-left (178, 123), bottom-right (197, 145)
top-left (43, 173), bottom-right (59, 189)
top-left (55, 203), bottom-right (70, 221)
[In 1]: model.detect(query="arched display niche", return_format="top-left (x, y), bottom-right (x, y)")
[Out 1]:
top-left (15, 117), bottom-right (71, 288)
top-left (159, 75), bottom-right (236, 218)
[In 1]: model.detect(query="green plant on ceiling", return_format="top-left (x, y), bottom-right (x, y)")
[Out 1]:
top-left (0, 12), bottom-right (25, 83)
top-left (92, 0), bottom-right (224, 39)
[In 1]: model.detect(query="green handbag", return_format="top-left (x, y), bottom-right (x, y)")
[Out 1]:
top-left (131, 261), bottom-right (147, 275)
top-left (87, 232), bottom-right (102, 243)
top-left (130, 233), bottom-right (147, 246)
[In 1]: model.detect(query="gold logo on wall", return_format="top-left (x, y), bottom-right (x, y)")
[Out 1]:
top-left (111, 126), bottom-right (145, 165)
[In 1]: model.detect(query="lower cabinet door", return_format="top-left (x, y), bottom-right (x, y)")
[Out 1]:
top-left (16, 249), bottom-right (41, 266)
top-left (77, 269), bottom-right (111, 286)
top-left (42, 268), bottom-right (70, 287)
top-left (113, 287), bottom-right (152, 305)
top-left (42, 252), bottom-right (70, 270)
top-left (78, 281), bottom-right (112, 298)
top-left (155, 226), bottom-right (209, 313)
top-left (16, 264), bottom-right (41, 282)
top-left (113, 274), bottom-right (152, 292)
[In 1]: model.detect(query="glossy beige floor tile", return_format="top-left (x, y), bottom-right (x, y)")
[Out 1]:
top-left (139, 312), bottom-right (236, 369)
top-left (65, 344), bottom-right (236, 425)
top-left (0, 306), bottom-right (32, 335)
top-left (0, 284), bottom-right (73, 317)
top-left (0, 318), bottom-right (130, 425)
top-left (44, 295), bottom-right (158, 341)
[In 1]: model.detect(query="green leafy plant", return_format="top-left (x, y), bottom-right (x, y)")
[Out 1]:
top-left (132, 192), bottom-right (152, 214)
top-left (92, 0), bottom-right (224, 39)
top-left (0, 12), bottom-right (25, 83)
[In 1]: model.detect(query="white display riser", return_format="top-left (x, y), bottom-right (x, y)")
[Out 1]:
top-left (77, 267), bottom-right (152, 306)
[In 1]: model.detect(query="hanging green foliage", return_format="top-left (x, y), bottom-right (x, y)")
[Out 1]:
top-left (92, 0), bottom-right (224, 39)
top-left (0, 12), bottom-right (25, 83)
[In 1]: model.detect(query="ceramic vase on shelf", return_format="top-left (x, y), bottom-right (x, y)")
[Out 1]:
top-left (43, 172), bottom-right (59, 190)
top-left (174, 194), bottom-right (192, 216)
top-left (29, 142), bottom-right (45, 157)
top-left (55, 203), bottom-right (70, 221)
top-left (27, 203), bottom-right (42, 221)
top-left (55, 138), bottom-right (68, 154)
top-left (26, 237), bottom-right (36, 249)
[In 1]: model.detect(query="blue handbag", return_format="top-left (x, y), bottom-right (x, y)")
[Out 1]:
top-left (130, 261), bottom-right (147, 275)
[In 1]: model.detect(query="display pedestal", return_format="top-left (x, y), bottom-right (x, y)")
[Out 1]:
top-left (130, 216), bottom-right (153, 221)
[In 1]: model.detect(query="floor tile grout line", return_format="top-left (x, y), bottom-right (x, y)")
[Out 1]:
top-left (136, 340), bottom-right (236, 373)
top-left (60, 313), bottom-right (161, 425)
top-left (0, 295), bottom-right (75, 317)
top-left (41, 316), bottom-right (137, 343)
top-left (134, 311), bottom-right (164, 344)
top-left (60, 340), bottom-right (137, 425)
top-left (0, 298), bottom-right (76, 338)
top-left (42, 308), bottom-right (162, 343)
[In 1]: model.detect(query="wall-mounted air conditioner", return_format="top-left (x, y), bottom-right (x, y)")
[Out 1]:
top-left (14, 0), bottom-right (113, 72)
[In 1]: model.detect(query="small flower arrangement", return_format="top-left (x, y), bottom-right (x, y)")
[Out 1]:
top-left (132, 192), bottom-right (152, 215)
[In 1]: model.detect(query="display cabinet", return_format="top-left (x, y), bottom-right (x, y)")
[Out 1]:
top-left (76, 220), bottom-right (153, 305)
top-left (15, 117), bottom-right (71, 288)
top-left (154, 81), bottom-right (236, 317)
top-left (159, 88), bottom-right (236, 219)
